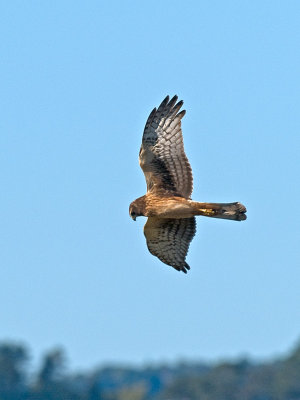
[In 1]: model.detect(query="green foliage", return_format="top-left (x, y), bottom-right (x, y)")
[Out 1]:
top-left (0, 340), bottom-right (299, 400)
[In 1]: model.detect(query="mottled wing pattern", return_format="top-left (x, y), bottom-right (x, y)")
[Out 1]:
top-left (139, 95), bottom-right (193, 198)
top-left (143, 217), bottom-right (196, 273)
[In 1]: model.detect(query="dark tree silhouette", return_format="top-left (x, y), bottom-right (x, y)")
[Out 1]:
top-left (37, 348), bottom-right (65, 386)
top-left (0, 340), bottom-right (299, 400)
top-left (0, 343), bottom-right (28, 400)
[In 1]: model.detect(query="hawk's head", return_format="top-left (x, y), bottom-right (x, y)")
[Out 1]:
top-left (129, 201), bottom-right (143, 221)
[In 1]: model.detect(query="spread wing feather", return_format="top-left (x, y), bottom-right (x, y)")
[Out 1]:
top-left (143, 217), bottom-right (196, 273)
top-left (139, 95), bottom-right (193, 198)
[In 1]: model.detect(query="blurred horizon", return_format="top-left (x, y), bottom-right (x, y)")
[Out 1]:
top-left (2, 318), bottom-right (300, 373)
top-left (2, 334), bottom-right (300, 371)
top-left (0, 337), bottom-right (300, 399)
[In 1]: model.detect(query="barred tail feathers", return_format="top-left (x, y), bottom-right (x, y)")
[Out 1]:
top-left (193, 202), bottom-right (247, 221)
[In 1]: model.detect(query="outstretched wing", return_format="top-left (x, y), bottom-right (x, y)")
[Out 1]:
top-left (139, 95), bottom-right (193, 198)
top-left (143, 217), bottom-right (196, 273)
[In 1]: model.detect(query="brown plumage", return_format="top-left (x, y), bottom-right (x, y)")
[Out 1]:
top-left (129, 95), bottom-right (247, 273)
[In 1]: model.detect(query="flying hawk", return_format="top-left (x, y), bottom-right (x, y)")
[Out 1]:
top-left (129, 95), bottom-right (246, 273)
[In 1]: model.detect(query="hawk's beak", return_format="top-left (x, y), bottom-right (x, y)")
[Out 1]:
top-left (130, 213), bottom-right (136, 221)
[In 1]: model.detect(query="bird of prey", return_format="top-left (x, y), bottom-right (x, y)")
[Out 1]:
top-left (129, 95), bottom-right (246, 273)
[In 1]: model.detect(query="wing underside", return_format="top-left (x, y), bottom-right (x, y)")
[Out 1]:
top-left (139, 95), bottom-right (193, 198)
top-left (143, 217), bottom-right (196, 273)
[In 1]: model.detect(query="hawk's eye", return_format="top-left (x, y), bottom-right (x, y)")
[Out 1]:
top-left (131, 211), bottom-right (136, 216)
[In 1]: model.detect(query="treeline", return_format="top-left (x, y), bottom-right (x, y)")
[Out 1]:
top-left (0, 340), bottom-right (300, 400)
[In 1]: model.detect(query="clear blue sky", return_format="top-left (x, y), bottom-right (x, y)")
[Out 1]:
top-left (1, 1), bottom-right (299, 370)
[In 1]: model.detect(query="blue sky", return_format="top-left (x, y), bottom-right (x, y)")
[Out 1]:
top-left (1, 1), bottom-right (299, 370)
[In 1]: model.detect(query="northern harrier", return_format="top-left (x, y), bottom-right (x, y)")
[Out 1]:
top-left (129, 95), bottom-right (246, 273)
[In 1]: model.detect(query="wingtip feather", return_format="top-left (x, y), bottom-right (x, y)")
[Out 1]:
top-left (168, 95), bottom-right (178, 108)
top-left (177, 110), bottom-right (186, 119)
top-left (181, 262), bottom-right (190, 273)
top-left (157, 95), bottom-right (170, 112)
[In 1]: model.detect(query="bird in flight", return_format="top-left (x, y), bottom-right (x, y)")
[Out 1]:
top-left (129, 95), bottom-right (246, 273)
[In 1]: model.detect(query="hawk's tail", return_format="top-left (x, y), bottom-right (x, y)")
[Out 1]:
top-left (193, 202), bottom-right (247, 221)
